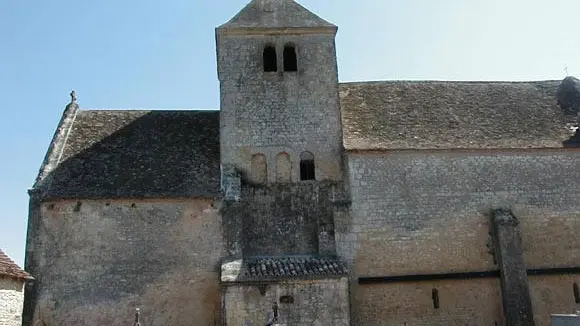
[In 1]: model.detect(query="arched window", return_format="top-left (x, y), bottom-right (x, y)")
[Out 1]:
top-left (263, 45), bottom-right (277, 72)
top-left (299, 151), bottom-right (315, 181)
top-left (283, 45), bottom-right (297, 72)
top-left (574, 282), bottom-right (580, 304)
top-left (250, 154), bottom-right (267, 185)
top-left (276, 152), bottom-right (292, 183)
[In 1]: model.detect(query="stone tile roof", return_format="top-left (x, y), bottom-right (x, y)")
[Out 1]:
top-left (40, 110), bottom-right (220, 199)
top-left (0, 249), bottom-right (32, 280)
top-left (339, 80), bottom-right (577, 150)
top-left (218, 0), bottom-right (335, 30)
top-left (34, 80), bottom-right (577, 199)
top-left (221, 256), bottom-right (348, 282)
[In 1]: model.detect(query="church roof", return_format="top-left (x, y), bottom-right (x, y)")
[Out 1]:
top-left (36, 110), bottom-right (220, 199)
top-left (32, 80), bottom-right (577, 199)
top-left (0, 248), bottom-right (32, 281)
top-left (218, 0), bottom-right (335, 30)
top-left (339, 80), bottom-right (576, 151)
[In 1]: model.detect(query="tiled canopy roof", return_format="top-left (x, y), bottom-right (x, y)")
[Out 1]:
top-left (339, 80), bottom-right (576, 150)
top-left (0, 249), bottom-right (32, 280)
top-left (221, 256), bottom-right (348, 282)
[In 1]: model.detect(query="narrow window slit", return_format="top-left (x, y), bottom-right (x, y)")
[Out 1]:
top-left (574, 282), bottom-right (580, 304)
top-left (432, 288), bottom-right (440, 309)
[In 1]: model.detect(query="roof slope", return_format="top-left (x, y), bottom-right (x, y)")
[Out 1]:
top-left (339, 80), bottom-right (576, 150)
top-left (43, 110), bottom-right (220, 199)
top-left (0, 249), bottom-right (32, 280)
top-left (218, 0), bottom-right (335, 29)
top-left (34, 80), bottom-right (577, 199)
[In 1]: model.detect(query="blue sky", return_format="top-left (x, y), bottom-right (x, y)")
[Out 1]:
top-left (0, 0), bottom-right (578, 266)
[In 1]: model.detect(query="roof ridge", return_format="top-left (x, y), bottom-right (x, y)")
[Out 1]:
top-left (0, 248), bottom-right (32, 280)
top-left (32, 100), bottom-right (80, 193)
top-left (78, 108), bottom-right (219, 112)
top-left (339, 79), bottom-right (563, 86)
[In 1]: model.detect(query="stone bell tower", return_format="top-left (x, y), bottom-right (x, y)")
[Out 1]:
top-left (216, 0), bottom-right (344, 187)
top-left (216, 1), bottom-right (350, 325)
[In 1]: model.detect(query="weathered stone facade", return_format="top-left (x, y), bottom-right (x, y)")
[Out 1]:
top-left (0, 249), bottom-right (31, 326)
top-left (24, 0), bottom-right (580, 325)
top-left (531, 275), bottom-right (580, 326)
top-left (340, 151), bottom-right (580, 273)
top-left (25, 199), bottom-right (223, 326)
top-left (0, 278), bottom-right (26, 326)
top-left (341, 151), bottom-right (580, 325)
top-left (223, 278), bottom-right (349, 326)
top-left (221, 182), bottom-right (343, 257)
top-left (356, 278), bottom-right (505, 326)
top-left (217, 30), bottom-right (343, 183)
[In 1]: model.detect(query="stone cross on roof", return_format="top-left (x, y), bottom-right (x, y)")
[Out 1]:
top-left (66, 90), bottom-right (79, 109)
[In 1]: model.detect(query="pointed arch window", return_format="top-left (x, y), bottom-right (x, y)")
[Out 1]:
top-left (283, 45), bottom-right (297, 72)
top-left (263, 45), bottom-right (277, 72)
top-left (300, 151), bottom-right (315, 181)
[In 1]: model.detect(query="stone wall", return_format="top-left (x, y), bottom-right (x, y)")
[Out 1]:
top-left (223, 278), bottom-right (350, 326)
top-left (530, 275), bottom-right (580, 326)
top-left (217, 31), bottom-right (343, 182)
top-left (222, 182), bottom-right (342, 257)
top-left (338, 150), bottom-right (580, 325)
top-left (0, 277), bottom-right (25, 326)
top-left (354, 278), bottom-right (504, 326)
top-left (25, 199), bottom-right (223, 326)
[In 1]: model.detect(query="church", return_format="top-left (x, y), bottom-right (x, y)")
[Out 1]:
top-left (24, 0), bottom-right (580, 325)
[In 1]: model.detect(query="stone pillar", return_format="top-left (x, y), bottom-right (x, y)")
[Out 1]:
top-left (492, 209), bottom-right (535, 326)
